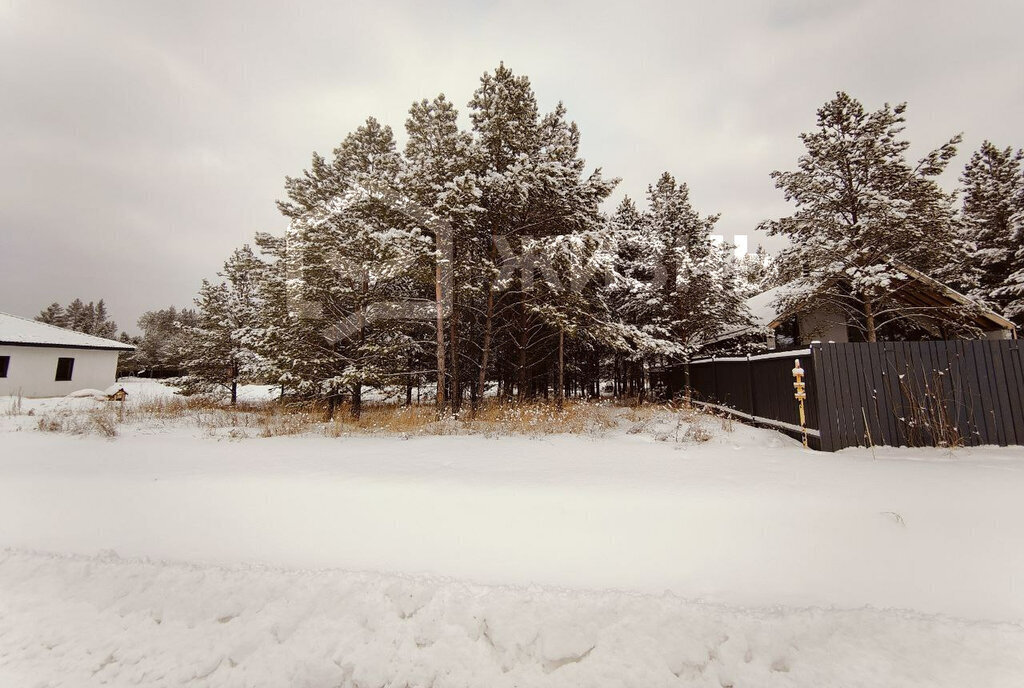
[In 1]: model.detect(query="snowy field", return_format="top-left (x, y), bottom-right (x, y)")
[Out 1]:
top-left (1, 381), bottom-right (1023, 686)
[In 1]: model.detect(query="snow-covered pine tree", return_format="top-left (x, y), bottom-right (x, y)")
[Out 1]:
top-left (997, 199), bottom-right (1024, 323)
top-left (281, 118), bottom-right (429, 418)
top-left (527, 226), bottom-right (635, 404)
top-left (130, 306), bottom-right (199, 376)
top-left (959, 141), bottom-right (1024, 324)
top-left (245, 231), bottom-right (309, 399)
top-left (178, 246), bottom-right (265, 404)
top-left (645, 173), bottom-right (745, 356)
top-left (737, 245), bottom-right (777, 296)
top-left (402, 94), bottom-right (482, 414)
top-left (759, 92), bottom-right (968, 341)
top-left (603, 196), bottom-right (654, 396)
top-left (467, 64), bottom-right (617, 401)
top-left (467, 63), bottom-right (543, 401)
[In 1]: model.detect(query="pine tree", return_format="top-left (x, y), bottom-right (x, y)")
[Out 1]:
top-left (997, 201), bottom-right (1024, 322)
top-left (760, 92), bottom-right (967, 341)
top-left (959, 141), bottom-right (1024, 323)
top-left (131, 306), bottom-right (199, 375)
top-left (467, 64), bottom-right (617, 401)
top-left (281, 118), bottom-right (428, 418)
top-left (645, 173), bottom-right (745, 355)
top-left (92, 299), bottom-right (118, 339)
top-left (36, 298), bottom-right (117, 336)
top-left (65, 299), bottom-right (93, 333)
top-left (737, 245), bottom-right (778, 295)
top-left (402, 94), bottom-right (482, 414)
top-left (36, 302), bottom-right (66, 327)
top-left (178, 246), bottom-right (265, 404)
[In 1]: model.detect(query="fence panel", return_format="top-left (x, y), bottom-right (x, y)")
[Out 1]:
top-left (683, 351), bottom-right (817, 445)
top-left (676, 340), bottom-right (1024, 451)
top-left (813, 341), bottom-right (1023, 450)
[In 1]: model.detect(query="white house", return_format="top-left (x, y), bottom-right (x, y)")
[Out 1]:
top-left (0, 312), bottom-right (135, 398)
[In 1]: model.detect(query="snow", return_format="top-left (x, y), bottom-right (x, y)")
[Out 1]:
top-left (0, 311), bottom-right (134, 350)
top-left (2, 550), bottom-right (1021, 688)
top-left (1, 382), bottom-right (1023, 685)
top-left (744, 284), bottom-right (788, 328)
top-left (703, 284), bottom-right (795, 344)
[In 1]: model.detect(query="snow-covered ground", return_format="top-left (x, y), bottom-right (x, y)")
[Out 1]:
top-left (1, 382), bottom-right (1022, 686)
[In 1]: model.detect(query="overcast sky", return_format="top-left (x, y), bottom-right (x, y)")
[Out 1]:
top-left (1, 0), bottom-right (1022, 333)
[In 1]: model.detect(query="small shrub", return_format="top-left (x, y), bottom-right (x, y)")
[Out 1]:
top-left (684, 415), bottom-right (713, 443)
top-left (90, 410), bottom-right (118, 438)
top-left (36, 415), bottom-right (65, 433)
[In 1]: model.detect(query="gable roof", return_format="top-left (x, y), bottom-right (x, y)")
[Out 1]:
top-left (0, 312), bottom-right (135, 351)
top-left (755, 263), bottom-right (1016, 333)
top-left (704, 283), bottom-right (795, 345)
top-left (705, 263), bottom-right (1016, 347)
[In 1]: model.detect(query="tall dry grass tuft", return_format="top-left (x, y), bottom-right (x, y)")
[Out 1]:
top-left (4, 391), bottom-right (23, 416)
top-left (893, 370), bottom-right (964, 448)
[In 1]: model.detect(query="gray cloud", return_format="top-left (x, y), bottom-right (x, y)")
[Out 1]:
top-left (2, 0), bottom-right (1022, 332)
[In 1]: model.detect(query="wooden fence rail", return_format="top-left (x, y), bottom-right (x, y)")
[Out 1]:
top-left (654, 340), bottom-right (1024, 451)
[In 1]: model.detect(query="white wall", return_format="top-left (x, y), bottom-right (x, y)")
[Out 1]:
top-left (0, 345), bottom-right (122, 398)
top-left (799, 307), bottom-right (849, 344)
top-left (983, 328), bottom-right (1015, 341)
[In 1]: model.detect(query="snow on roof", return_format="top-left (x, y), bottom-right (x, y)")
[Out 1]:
top-left (703, 285), bottom-right (792, 345)
top-left (0, 312), bottom-right (135, 351)
top-left (744, 285), bottom-right (788, 328)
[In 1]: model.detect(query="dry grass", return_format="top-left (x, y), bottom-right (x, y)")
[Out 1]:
top-left (323, 399), bottom-right (620, 437)
top-left (26, 391), bottom-right (723, 444)
top-left (4, 392), bottom-right (23, 417)
top-left (37, 407), bottom-right (119, 437)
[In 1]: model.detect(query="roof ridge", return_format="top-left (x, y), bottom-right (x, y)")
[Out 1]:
top-left (0, 311), bottom-right (133, 349)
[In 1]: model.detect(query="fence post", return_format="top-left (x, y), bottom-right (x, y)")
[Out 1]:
top-left (810, 342), bottom-right (832, 451)
top-left (792, 358), bottom-right (808, 448)
top-left (711, 356), bottom-right (718, 403)
top-left (684, 361), bottom-right (692, 405)
top-left (747, 353), bottom-right (755, 418)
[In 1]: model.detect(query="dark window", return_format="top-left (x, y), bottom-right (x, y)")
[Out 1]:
top-left (0, 356), bottom-right (9, 378)
top-left (774, 316), bottom-right (800, 349)
top-left (55, 357), bottom-right (74, 382)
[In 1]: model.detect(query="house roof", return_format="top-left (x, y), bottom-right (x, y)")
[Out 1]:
top-left (704, 284), bottom-right (795, 345)
top-left (706, 263), bottom-right (1016, 346)
top-left (0, 312), bottom-right (135, 351)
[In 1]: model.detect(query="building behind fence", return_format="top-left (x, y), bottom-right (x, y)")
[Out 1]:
top-left (653, 340), bottom-right (1024, 451)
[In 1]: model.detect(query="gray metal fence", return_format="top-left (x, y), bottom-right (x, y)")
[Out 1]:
top-left (658, 340), bottom-right (1024, 451)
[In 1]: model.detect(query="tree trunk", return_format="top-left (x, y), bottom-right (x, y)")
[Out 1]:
top-left (864, 298), bottom-right (877, 342)
top-left (352, 271), bottom-right (368, 420)
top-left (557, 327), bottom-right (565, 409)
top-left (435, 261), bottom-right (447, 416)
top-left (517, 303), bottom-right (528, 402)
top-left (350, 382), bottom-right (361, 420)
top-left (449, 290), bottom-right (460, 413)
top-left (230, 362), bottom-right (238, 405)
top-left (476, 284), bottom-right (494, 408)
